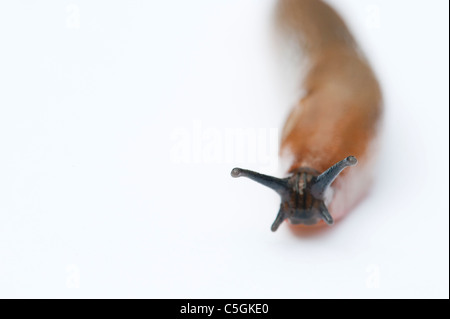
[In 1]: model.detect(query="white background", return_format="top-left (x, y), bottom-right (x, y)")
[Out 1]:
top-left (0, 0), bottom-right (448, 298)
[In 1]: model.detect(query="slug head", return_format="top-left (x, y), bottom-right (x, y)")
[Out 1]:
top-left (231, 156), bottom-right (357, 231)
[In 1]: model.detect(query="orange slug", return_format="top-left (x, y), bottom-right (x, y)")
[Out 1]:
top-left (231, 0), bottom-right (383, 232)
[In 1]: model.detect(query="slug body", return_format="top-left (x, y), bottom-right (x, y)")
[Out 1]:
top-left (231, 0), bottom-right (382, 231)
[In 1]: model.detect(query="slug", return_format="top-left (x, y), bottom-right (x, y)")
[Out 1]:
top-left (231, 0), bottom-right (383, 232)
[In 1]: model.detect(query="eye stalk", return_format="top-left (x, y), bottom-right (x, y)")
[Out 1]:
top-left (230, 168), bottom-right (288, 195)
top-left (231, 156), bottom-right (357, 231)
top-left (310, 156), bottom-right (357, 200)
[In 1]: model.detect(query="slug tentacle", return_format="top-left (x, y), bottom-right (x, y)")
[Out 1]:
top-left (271, 208), bottom-right (286, 232)
top-left (319, 202), bottom-right (334, 225)
top-left (230, 168), bottom-right (289, 195)
top-left (311, 156), bottom-right (358, 200)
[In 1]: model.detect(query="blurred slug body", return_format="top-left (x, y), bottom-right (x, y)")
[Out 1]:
top-left (231, 0), bottom-right (382, 231)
